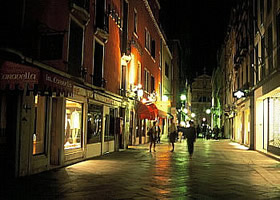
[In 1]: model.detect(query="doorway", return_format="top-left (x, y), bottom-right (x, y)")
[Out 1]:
top-left (50, 98), bottom-right (63, 165)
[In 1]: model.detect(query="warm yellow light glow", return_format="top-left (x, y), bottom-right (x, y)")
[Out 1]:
top-left (180, 94), bottom-right (186, 101)
top-left (162, 95), bottom-right (168, 101)
top-left (137, 89), bottom-right (143, 97)
top-left (129, 54), bottom-right (135, 85)
top-left (180, 121), bottom-right (186, 127)
top-left (191, 113), bottom-right (196, 118)
top-left (183, 108), bottom-right (188, 114)
top-left (121, 53), bottom-right (131, 66)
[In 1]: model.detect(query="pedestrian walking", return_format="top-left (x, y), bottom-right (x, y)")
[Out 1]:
top-left (168, 118), bottom-right (177, 152)
top-left (148, 121), bottom-right (157, 152)
top-left (156, 123), bottom-right (161, 143)
top-left (186, 121), bottom-right (196, 159)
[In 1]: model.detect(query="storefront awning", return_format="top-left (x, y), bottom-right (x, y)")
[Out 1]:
top-left (0, 60), bottom-right (73, 96)
top-left (40, 70), bottom-right (73, 96)
top-left (0, 60), bottom-right (40, 90)
top-left (136, 102), bottom-right (158, 120)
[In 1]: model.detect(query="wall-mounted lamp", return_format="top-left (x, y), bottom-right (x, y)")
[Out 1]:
top-left (121, 53), bottom-right (131, 66)
top-left (233, 90), bottom-right (245, 99)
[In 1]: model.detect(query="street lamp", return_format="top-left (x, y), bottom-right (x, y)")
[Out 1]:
top-left (180, 94), bottom-right (186, 101)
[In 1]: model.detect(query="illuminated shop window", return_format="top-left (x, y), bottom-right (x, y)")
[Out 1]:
top-left (64, 100), bottom-right (83, 150)
top-left (33, 95), bottom-right (47, 155)
top-left (269, 97), bottom-right (280, 148)
top-left (104, 108), bottom-right (115, 141)
top-left (87, 104), bottom-right (102, 144)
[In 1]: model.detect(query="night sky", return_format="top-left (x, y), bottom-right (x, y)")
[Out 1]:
top-left (160, 0), bottom-right (235, 79)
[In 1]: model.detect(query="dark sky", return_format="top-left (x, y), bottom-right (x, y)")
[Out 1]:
top-left (160, 0), bottom-right (235, 78)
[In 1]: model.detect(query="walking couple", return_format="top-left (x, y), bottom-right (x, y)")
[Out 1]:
top-left (169, 118), bottom-right (196, 158)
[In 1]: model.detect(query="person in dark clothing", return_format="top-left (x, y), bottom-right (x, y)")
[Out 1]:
top-left (196, 125), bottom-right (201, 138)
top-left (186, 121), bottom-right (196, 159)
top-left (149, 121), bottom-right (157, 152)
top-left (156, 124), bottom-right (161, 143)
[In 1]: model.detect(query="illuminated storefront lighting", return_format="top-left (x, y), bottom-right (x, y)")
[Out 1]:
top-left (233, 90), bottom-right (245, 99)
top-left (162, 95), bottom-right (168, 101)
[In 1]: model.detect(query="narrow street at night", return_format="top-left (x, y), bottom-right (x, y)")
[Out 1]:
top-left (2, 139), bottom-right (280, 200)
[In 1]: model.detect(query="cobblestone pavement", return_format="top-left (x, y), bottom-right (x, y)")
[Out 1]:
top-left (2, 139), bottom-right (280, 200)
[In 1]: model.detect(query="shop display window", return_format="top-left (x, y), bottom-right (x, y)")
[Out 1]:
top-left (269, 97), bottom-right (280, 148)
top-left (104, 108), bottom-right (115, 141)
top-left (64, 100), bottom-right (83, 150)
top-left (87, 104), bottom-right (102, 144)
top-left (33, 95), bottom-right (47, 155)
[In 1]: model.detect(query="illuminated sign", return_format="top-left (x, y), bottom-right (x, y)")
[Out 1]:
top-left (233, 90), bottom-right (245, 99)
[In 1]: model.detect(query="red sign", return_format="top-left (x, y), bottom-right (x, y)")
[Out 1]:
top-left (0, 61), bottom-right (39, 90)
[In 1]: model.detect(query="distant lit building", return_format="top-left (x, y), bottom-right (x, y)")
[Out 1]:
top-left (191, 73), bottom-right (212, 127)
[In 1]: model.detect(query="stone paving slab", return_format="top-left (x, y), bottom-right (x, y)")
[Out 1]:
top-left (1, 139), bottom-right (280, 199)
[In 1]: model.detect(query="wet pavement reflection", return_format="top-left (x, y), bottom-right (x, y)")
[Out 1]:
top-left (1, 139), bottom-right (280, 199)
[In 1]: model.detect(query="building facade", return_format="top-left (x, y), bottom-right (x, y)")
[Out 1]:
top-left (220, 0), bottom-right (280, 156)
top-left (191, 73), bottom-right (212, 128)
top-left (0, 0), bottom-right (177, 178)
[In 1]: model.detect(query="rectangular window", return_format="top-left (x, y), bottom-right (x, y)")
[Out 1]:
top-left (138, 62), bottom-right (141, 85)
top-left (105, 108), bottom-right (115, 141)
top-left (165, 62), bottom-right (169, 78)
top-left (268, 24), bottom-right (273, 73)
top-left (133, 9), bottom-right (137, 34)
top-left (121, 0), bottom-right (128, 53)
top-left (267, 0), bottom-right (272, 14)
top-left (87, 104), bottom-right (102, 144)
top-left (121, 64), bottom-right (127, 96)
top-left (33, 95), bottom-right (48, 155)
top-left (261, 37), bottom-right (265, 79)
top-left (268, 97), bottom-right (280, 148)
top-left (96, 0), bottom-right (108, 32)
top-left (40, 34), bottom-right (63, 60)
top-left (151, 75), bottom-right (155, 92)
top-left (151, 40), bottom-right (156, 58)
top-left (145, 29), bottom-right (151, 51)
top-left (260, 0), bottom-right (264, 24)
top-left (93, 40), bottom-right (104, 87)
top-left (68, 19), bottom-right (83, 77)
top-left (277, 13), bottom-right (280, 68)
top-left (144, 69), bottom-right (149, 92)
top-left (254, 0), bottom-right (258, 34)
top-left (64, 100), bottom-right (83, 150)
top-left (255, 46), bottom-right (259, 83)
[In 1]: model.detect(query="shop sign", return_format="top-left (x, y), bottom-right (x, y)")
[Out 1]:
top-left (44, 73), bottom-right (73, 89)
top-left (73, 86), bottom-right (93, 98)
top-left (0, 60), bottom-right (39, 89)
top-left (94, 93), bottom-right (121, 106)
top-left (41, 71), bottom-right (73, 95)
